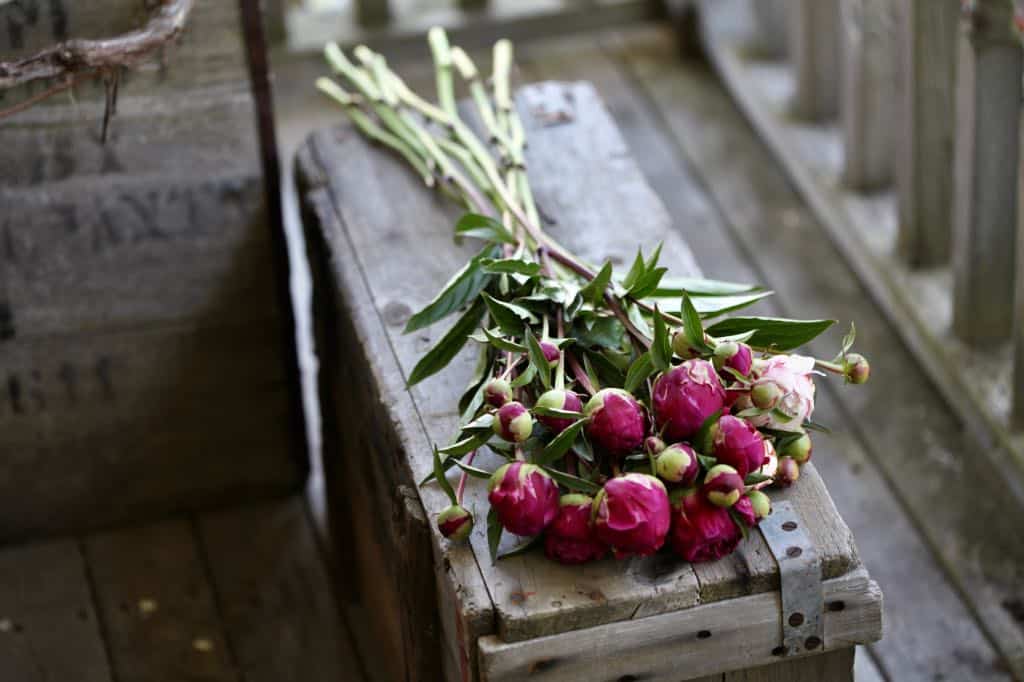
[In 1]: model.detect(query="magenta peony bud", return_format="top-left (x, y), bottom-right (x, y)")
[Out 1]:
top-left (645, 436), bottom-right (667, 456)
top-left (713, 414), bottom-right (768, 479)
top-left (437, 504), bottom-right (474, 542)
top-left (733, 494), bottom-right (758, 527)
top-left (746, 490), bottom-right (772, 520)
top-left (656, 442), bottom-right (700, 485)
top-left (583, 388), bottom-right (647, 456)
top-left (750, 381), bottom-right (782, 410)
top-left (652, 360), bottom-right (727, 441)
top-left (544, 494), bottom-right (607, 564)
top-left (669, 489), bottom-right (744, 563)
top-left (484, 378), bottom-right (513, 407)
top-left (488, 462), bottom-right (559, 536)
top-left (713, 342), bottom-right (753, 376)
top-left (774, 457), bottom-right (801, 487)
top-left (703, 464), bottom-right (744, 508)
top-left (592, 474), bottom-right (671, 557)
top-left (540, 341), bottom-right (561, 368)
top-left (534, 388), bottom-right (583, 434)
top-left (492, 401), bottom-right (534, 443)
top-left (844, 353), bottom-right (870, 385)
top-left (779, 432), bottom-right (812, 465)
top-left (671, 331), bottom-right (700, 359)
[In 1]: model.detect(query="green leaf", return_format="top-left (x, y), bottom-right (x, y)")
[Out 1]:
top-left (651, 307), bottom-right (672, 372)
top-left (458, 344), bottom-right (492, 417)
top-left (681, 293), bottom-right (710, 353)
top-left (654, 276), bottom-right (761, 297)
top-left (690, 291), bottom-right (773, 319)
top-left (744, 472), bottom-right (772, 485)
top-left (645, 242), bottom-right (664, 271)
top-left (408, 300), bottom-right (487, 386)
top-left (497, 535), bottom-right (541, 559)
top-left (627, 303), bottom-right (653, 339)
top-left (629, 266), bottom-right (669, 299)
top-left (524, 326), bottom-right (552, 390)
top-left (438, 432), bottom-right (490, 457)
top-left (452, 458), bottom-right (493, 479)
top-left (697, 454), bottom-right (717, 470)
top-left (582, 353), bottom-right (602, 393)
top-left (694, 409), bottom-right (723, 454)
top-left (455, 213), bottom-right (517, 244)
top-left (433, 448), bottom-right (458, 504)
top-left (511, 363), bottom-right (537, 388)
top-left (705, 317), bottom-right (836, 351)
top-left (405, 247), bottom-right (494, 332)
top-left (624, 352), bottom-right (656, 394)
top-left (574, 315), bottom-right (625, 349)
top-left (584, 350), bottom-right (626, 389)
top-left (573, 432), bottom-right (595, 463)
top-left (481, 292), bottom-right (535, 335)
top-left (463, 412), bottom-right (495, 434)
top-left (479, 327), bottom-right (527, 353)
top-left (532, 405), bottom-right (584, 420)
top-left (622, 249), bottom-right (647, 290)
top-left (419, 454), bottom-right (457, 486)
top-left (487, 507), bottom-right (503, 563)
top-left (541, 466), bottom-right (602, 494)
top-left (480, 258), bottom-right (541, 276)
top-left (803, 419), bottom-right (832, 434)
top-left (579, 261), bottom-right (613, 307)
top-left (536, 419), bottom-right (588, 466)
top-left (842, 322), bottom-right (856, 355)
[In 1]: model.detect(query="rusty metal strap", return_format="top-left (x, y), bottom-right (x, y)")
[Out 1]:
top-left (760, 500), bottom-right (824, 656)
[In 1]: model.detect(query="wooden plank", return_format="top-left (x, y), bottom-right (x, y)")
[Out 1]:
top-left (83, 519), bottom-right (239, 682)
top-left (749, 0), bottom-right (788, 58)
top-left (951, 0), bottom-right (1024, 345)
top-left (0, 539), bottom-right (112, 682)
top-left (198, 497), bottom-right (361, 682)
top-left (623, 19), bottom-right (1024, 678)
top-left (1014, 110), bottom-right (1024, 429)
top-left (725, 647), bottom-right (855, 682)
top-left (895, 0), bottom-right (959, 266)
top-left (839, 0), bottom-right (897, 190)
top-left (477, 570), bottom-right (880, 682)
top-left (788, 0), bottom-right (841, 120)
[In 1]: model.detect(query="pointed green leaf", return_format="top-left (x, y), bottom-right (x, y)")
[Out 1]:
top-left (651, 307), bottom-right (672, 372)
top-left (697, 453), bottom-right (717, 470)
top-left (622, 249), bottom-right (647, 290)
top-left (705, 317), bottom-right (836, 351)
top-left (532, 405), bottom-right (584, 420)
top-left (481, 292), bottom-right (535, 335)
top-left (803, 419), bottom-right (832, 434)
top-left (408, 300), bottom-right (487, 386)
top-left (480, 327), bottom-right (527, 353)
top-left (694, 408), bottom-right (723, 454)
top-left (487, 507), bottom-right (503, 563)
top-left (645, 242), bottom-right (664, 271)
top-left (524, 326), bottom-right (552, 390)
top-left (744, 472), bottom-right (772, 485)
top-left (629, 266), bottom-right (669, 299)
top-left (655, 276), bottom-right (761, 297)
top-left (536, 418), bottom-right (588, 466)
top-left (405, 247), bottom-right (494, 332)
top-left (579, 261), bottom-right (613, 307)
top-left (541, 466), bottom-right (602, 494)
top-left (452, 458), bottom-right (493, 479)
top-left (689, 291), bottom-right (773, 319)
top-left (455, 213), bottom-right (517, 244)
top-left (433, 448), bottom-right (458, 504)
top-left (480, 258), bottom-right (541, 276)
top-left (624, 352), bottom-right (656, 394)
top-left (681, 293), bottom-right (710, 353)
top-left (511, 362), bottom-right (537, 388)
top-left (438, 432), bottom-right (490, 457)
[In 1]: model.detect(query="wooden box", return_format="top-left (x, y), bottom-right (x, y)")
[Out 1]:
top-left (297, 81), bottom-right (882, 681)
top-left (0, 0), bottom-right (306, 540)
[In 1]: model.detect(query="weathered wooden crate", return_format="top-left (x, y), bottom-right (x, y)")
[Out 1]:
top-left (0, 0), bottom-right (306, 540)
top-left (297, 81), bottom-right (883, 681)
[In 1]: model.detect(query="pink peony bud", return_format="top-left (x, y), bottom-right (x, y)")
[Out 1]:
top-left (544, 494), bottom-right (608, 564)
top-left (669, 489), bottom-right (744, 563)
top-left (713, 414), bottom-right (768, 478)
top-left (844, 353), bottom-right (870, 385)
top-left (540, 341), bottom-right (561, 367)
top-left (652, 360), bottom-right (727, 441)
top-left (534, 388), bottom-right (583, 434)
top-left (774, 457), bottom-right (801, 487)
top-left (746, 355), bottom-right (816, 432)
top-left (592, 474), bottom-right (671, 557)
top-left (779, 432), bottom-right (812, 465)
top-left (656, 442), bottom-right (700, 485)
top-left (437, 504), bottom-right (474, 542)
top-left (583, 388), bottom-right (647, 456)
top-left (703, 464), bottom-right (744, 508)
top-left (492, 401), bottom-right (534, 443)
top-left (488, 462), bottom-right (559, 536)
top-left (746, 490), bottom-right (772, 520)
top-left (713, 342), bottom-right (753, 376)
top-left (645, 436), bottom-right (667, 456)
top-left (733, 494), bottom-right (758, 527)
top-left (484, 378), bottom-right (513, 407)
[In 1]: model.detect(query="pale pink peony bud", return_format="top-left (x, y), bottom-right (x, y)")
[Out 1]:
top-left (713, 415), bottom-right (768, 479)
top-left (703, 464), bottom-right (744, 508)
top-left (652, 359), bottom-right (727, 441)
top-left (534, 388), bottom-right (583, 434)
top-left (583, 388), bottom-right (647, 456)
top-left (543, 494), bottom-right (608, 564)
top-left (746, 490), bottom-right (772, 520)
top-left (714, 341), bottom-right (753, 376)
top-left (774, 457), bottom-right (801, 487)
top-left (492, 401), bottom-right (534, 443)
top-left (592, 474), bottom-right (671, 557)
top-left (484, 378), bottom-right (513, 407)
top-left (746, 355), bottom-right (816, 432)
top-left (844, 353), bottom-right (870, 385)
top-left (669, 489), bottom-right (744, 563)
top-left (778, 432), bottom-right (812, 465)
top-left (656, 442), bottom-right (700, 485)
top-left (437, 504), bottom-right (474, 542)
top-left (488, 462), bottom-right (559, 536)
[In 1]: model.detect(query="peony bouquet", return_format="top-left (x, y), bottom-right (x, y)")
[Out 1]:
top-left (317, 30), bottom-right (870, 565)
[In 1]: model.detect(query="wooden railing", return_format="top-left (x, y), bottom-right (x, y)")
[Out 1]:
top-left (750, 0), bottom-right (1024, 425)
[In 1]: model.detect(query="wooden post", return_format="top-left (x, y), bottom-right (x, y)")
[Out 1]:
top-left (952, 0), bottom-right (1023, 345)
top-left (750, 0), bottom-right (788, 58)
top-left (356, 0), bottom-right (391, 26)
top-left (1013, 110), bottom-right (1024, 428)
top-left (895, 0), bottom-right (960, 267)
top-left (788, 0), bottom-right (842, 120)
top-left (840, 0), bottom-right (897, 190)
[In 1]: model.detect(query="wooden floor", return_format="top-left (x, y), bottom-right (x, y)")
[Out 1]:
top-left (3, 21), bottom-right (1017, 682)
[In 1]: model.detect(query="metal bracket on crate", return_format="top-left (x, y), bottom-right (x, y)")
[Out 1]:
top-left (760, 500), bottom-right (824, 657)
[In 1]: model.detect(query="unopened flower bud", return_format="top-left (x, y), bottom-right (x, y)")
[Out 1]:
top-left (652, 360), bottom-right (726, 441)
top-left (534, 388), bottom-right (583, 434)
top-left (488, 462), bottom-right (559, 536)
top-left (713, 414), bottom-right (768, 478)
top-left (703, 464), bottom-right (744, 508)
top-left (844, 353), bottom-right (870, 385)
top-left (484, 378), bottom-right (513, 407)
top-left (544, 494), bottom-right (607, 564)
top-left (493, 401), bottom-right (534, 443)
top-left (437, 504), bottom-right (474, 542)
top-left (645, 436), bottom-right (667, 456)
top-left (656, 442), bottom-right (699, 485)
top-left (774, 457), bottom-right (801, 487)
top-left (671, 331), bottom-right (700, 359)
top-left (714, 342), bottom-right (753, 376)
top-left (592, 474), bottom-right (671, 557)
top-left (540, 341), bottom-right (561, 368)
top-left (750, 381), bottom-right (782, 410)
top-left (584, 388), bottom-right (647, 456)
top-left (746, 490), bottom-right (772, 520)
top-left (779, 432), bottom-right (812, 465)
